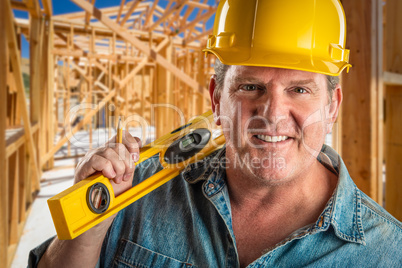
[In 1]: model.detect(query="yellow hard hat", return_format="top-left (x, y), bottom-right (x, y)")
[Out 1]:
top-left (203, 0), bottom-right (351, 76)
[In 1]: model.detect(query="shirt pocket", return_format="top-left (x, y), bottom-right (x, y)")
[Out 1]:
top-left (113, 239), bottom-right (193, 268)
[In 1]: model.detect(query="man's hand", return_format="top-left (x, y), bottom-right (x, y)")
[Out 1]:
top-left (38, 131), bottom-right (142, 268)
top-left (75, 131), bottom-right (141, 196)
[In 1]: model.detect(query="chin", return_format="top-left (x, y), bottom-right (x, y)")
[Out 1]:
top-left (243, 160), bottom-right (296, 185)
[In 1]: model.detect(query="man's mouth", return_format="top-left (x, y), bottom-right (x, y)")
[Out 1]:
top-left (255, 135), bottom-right (289, 143)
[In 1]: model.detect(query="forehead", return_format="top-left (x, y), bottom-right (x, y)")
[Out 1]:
top-left (225, 65), bottom-right (326, 87)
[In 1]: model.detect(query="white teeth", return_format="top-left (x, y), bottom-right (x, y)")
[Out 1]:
top-left (256, 135), bottom-right (289, 143)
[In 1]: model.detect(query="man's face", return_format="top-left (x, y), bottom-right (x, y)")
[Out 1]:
top-left (210, 65), bottom-right (341, 185)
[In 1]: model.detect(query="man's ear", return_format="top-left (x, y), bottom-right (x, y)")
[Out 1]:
top-left (209, 75), bottom-right (221, 125)
top-left (326, 85), bottom-right (343, 134)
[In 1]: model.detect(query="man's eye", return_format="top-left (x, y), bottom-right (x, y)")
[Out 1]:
top-left (294, 87), bottom-right (307, 94)
top-left (240, 84), bottom-right (260, 91)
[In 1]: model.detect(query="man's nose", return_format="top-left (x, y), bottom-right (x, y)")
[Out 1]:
top-left (259, 92), bottom-right (288, 124)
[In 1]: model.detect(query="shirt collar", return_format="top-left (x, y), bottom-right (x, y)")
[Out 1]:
top-left (318, 145), bottom-right (366, 245)
top-left (183, 147), bottom-right (226, 188)
top-left (183, 144), bottom-right (366, 245)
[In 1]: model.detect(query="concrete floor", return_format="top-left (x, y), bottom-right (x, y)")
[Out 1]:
top-left (11, 127), bottom-right (154, 267)
top-left (11, 163), bottom-right (75, 268)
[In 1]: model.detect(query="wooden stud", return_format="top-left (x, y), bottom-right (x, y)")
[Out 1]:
top-left (385, 86), bottom-right (402, 221)
top-left (85, 0), bottom-right (96, 26)
top-left (107, 52), bottom-right (112, 139)
top-left (39, 18), bottom-right (50, 169)
top-left (197, 50), bottom-right (205, 116)
top-left (184, 49), bottom-right (190, 119)
top-left (8, 151), bottom-right (18, 245)
top-left (5, 159), bottom-right (10, 267)
top-left (67, 58), bottom-right (72, 156)
top-left (41, 0), bottom-right (53, 17)
top-left (375, 0), bottom-right (384, 207)
top-left (340, 0), bottom-right (381, 202)
top-left (47, 18), bottom-right (56, 169)
top-left (0, 0), bottom-right (9, 264)
top-left (6, 0), bottom-right (41, 192)
top-left (18, 144), bottom-right (26, 224)
top-left (165, 37), bottom-right (174, 132)
top-left (25, 0), bottom-right (40, 18)
top-left (112, 32), bottom-right (118, 137)
top-left (29, 16), bottom-right (42, 125)
top-left (141, 64), bottom-right (145, 118)
top-left (384, 0), bottom-right (402, 220)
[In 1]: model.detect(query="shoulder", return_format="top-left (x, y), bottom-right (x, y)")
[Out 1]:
top-left (358, 189), bottom-right (402, 260)
top-left (359, 189), bottom-right (402, 232)
top-left (133, 154), bottom-right (163, 184)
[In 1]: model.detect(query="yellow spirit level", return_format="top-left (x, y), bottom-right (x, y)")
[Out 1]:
top-left (48, 110), bottom-right (225, 240)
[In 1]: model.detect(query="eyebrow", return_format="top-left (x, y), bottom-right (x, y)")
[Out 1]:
top-left (233, 76), bottom-right (265, 85)
top-left (288, 79), bottom-right (320, 90)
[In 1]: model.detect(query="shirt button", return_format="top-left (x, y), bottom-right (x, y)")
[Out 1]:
top-left (208, 183), bottom-right (215, 189)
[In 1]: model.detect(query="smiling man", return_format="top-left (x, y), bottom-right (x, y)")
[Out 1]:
top-left (213, 66), bottom-right (339, 183)
top-left (209, 63), bottom-right (343, 266)
top-left (31, 0), bottom-right (401, 267)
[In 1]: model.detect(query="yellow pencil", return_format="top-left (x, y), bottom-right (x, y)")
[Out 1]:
top-left (117, 117), bottom-right (123, 144)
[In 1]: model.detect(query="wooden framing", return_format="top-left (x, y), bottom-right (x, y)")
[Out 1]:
top-left (340, 0), bottom-right (383, 204)
top-left (339, 0), bottom-right (401, 220)
top-left (1, 0), bottom-right (50, 265)
top-left (1, 0), bottom-right (8, 265)
top-left (3, 0), bottom-right (402, 266)
top-left (44, 0), bottom-right (215, 142)
top-left (384, 0), bottom-right (402, 221)
top-left (6, 0), bottom-right (41, 191)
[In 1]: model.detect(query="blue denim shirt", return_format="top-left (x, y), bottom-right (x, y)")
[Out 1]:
top-left (29, 145), bottom-right (402, 267)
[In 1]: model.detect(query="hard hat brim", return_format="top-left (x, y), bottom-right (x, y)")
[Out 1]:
top-left (203, 48), bottom-right (351, 77)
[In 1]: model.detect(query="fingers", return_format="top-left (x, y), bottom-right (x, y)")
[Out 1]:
top-left (122, 131), bottom-right (142, 162)
top-left (75, 131), bottom-right (142, 186)
top-left (99, 144), bottom-right (135, 183)
top-left (75, 154), bottom-right (115, 183)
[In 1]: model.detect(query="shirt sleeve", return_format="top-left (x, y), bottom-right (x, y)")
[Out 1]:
top-left (27, 236), bottom-right (55, 268)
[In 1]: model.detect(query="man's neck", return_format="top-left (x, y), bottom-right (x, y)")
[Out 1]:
top-left (225, 158), bottom-right (338, 217)
top-left (225, 158), bottom-right (338, 267)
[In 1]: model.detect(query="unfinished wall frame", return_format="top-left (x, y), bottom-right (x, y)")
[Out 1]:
top-left (1, 0), bottom-right (47, 265)
top-left (2, 0), bottom-right (402, 266)
top-left (339, 0), bottom-right (402, 221)
top-left (384, 0), bottom-right (402, 221)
